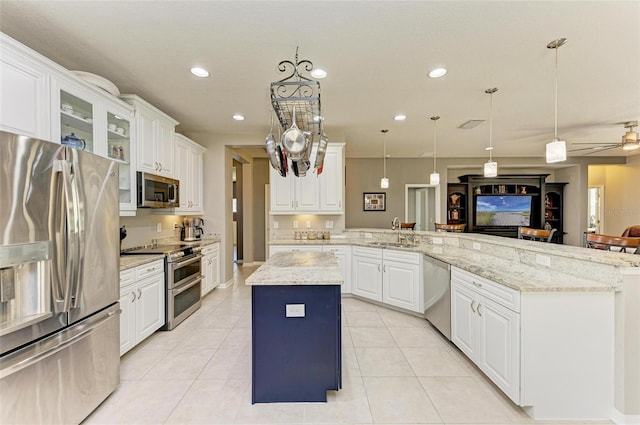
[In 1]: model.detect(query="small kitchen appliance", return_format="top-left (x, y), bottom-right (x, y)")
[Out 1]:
top-left (181, 217), bottom-right (204, 241)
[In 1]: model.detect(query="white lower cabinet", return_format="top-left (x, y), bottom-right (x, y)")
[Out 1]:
top-left (119, 260), bottom-right (165, 356)
top-left (351, 246), bottom-right (383, 302)
top-left (201, 242), bottom-right (220, 296)
top-left (451, 267), bottom-right (520, 404)
top-left (323, 245), bottom-right (351, 294)
top-left (351, 246), bottom-right (423, 313)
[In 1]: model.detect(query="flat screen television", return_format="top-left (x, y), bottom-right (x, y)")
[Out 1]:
top-left (475, 195), bottom-right (532, 227)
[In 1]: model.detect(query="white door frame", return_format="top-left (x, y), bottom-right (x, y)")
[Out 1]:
top-left (404, 183), bottom-right (441, 229)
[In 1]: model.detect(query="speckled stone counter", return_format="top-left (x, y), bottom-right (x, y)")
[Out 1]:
top-left (246, 252), bottom-right (343, 286)
top-left (119, 254), bottom-right (164, 271)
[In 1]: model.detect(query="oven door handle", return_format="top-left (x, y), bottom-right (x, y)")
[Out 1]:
top-left (172, 276), bottom-right (202, 296)
top-left (170, 255), bottom-right (202, 270)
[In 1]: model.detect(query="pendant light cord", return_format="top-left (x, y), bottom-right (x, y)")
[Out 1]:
top-left (433, 120), bottom-right (437, 172)
top-left (489, 92), bottom-right (493, 162)
top-left (554, 44), bottom-right (558, 140)
top-left (381, 129), bottom-right (388, 178)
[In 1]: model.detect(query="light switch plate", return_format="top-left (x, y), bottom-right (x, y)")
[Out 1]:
top-left (325, 220), bottom-right (334, 229)
top-left (156, 223), bottom-right (162, 233)
top-left (473, 242), bottom-right (481, 251)
top-left (306, 221), bottom-right (311, 228)
top-left (286, 304), bottom-right (305, 318)
top-left (293, 220), bottom-right (299, 229)
top-left (273, 221), bottom-right (279, 229)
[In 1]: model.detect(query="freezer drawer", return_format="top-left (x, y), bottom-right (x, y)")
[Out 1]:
top-left (0, 304), bottom-right (120, 425)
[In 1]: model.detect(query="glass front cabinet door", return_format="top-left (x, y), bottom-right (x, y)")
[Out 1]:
top-left (52, 76), bottom-right (136, 215)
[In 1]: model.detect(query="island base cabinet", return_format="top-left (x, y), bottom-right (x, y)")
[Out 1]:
top-left (520, 291), bottom-right (614, 420)
top-left (251, 285), bottom-right (341, 403)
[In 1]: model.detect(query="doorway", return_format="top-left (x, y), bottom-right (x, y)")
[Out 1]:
top-left (233, 160), bottom-right (243, 263)
top-left (405, 184), bottom-right (441, 231)
top-left (588, 185), bottom-right (604, 233)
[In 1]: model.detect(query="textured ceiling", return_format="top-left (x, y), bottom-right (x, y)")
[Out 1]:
top-left (1, 1), bottom-right (639, 159)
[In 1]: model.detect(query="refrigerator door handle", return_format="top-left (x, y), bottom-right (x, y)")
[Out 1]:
top-left (69, 153), bottom-right (85, 309)
top-left (60, 159), bottom-right (80, 313)
top-left (50, 161), bottom-right (67, 305)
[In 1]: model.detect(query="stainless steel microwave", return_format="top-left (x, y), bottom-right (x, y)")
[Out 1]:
top-left (137, 172), bottom-right (179, 208)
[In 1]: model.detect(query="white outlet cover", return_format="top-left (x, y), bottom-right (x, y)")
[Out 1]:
top-left (432, 237), bottom-right (443, 245)
top-left (325, 220), bottom-right (334, 229)
top-left (286, 304), bottom-right (305, 318)
top-left (473, 242), bottom-right (481, 250)
top-left (156, 223), bottom-right (162, 232)
top-left (306, 221), bottom-right (311, 228)
top-left (293, 221), bottom-right (299, 229)
top-left (273, 221), bottom-right (279, 229)
top-left (536, 254), bottom-right (551, 267)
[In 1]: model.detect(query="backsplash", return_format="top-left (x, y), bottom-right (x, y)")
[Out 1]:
top-left (119, 210), bottom-right (189, 250)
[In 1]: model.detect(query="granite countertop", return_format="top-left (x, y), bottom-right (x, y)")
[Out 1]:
top-left (246, 252), bottom-right (344, 286)
top-left (269, 237), bottom-right (618, 292)
top-left (120, 254), bottom-right (164, 271)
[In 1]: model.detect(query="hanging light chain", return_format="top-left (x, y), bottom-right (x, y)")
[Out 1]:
top-left (547, 38), bottom-right (567, 141)
top-left (381, 129), bottom-right (389, 177)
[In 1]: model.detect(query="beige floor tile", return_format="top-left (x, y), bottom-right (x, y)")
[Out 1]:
top-left (342, 346), bottom-right (362, 377)
top-left (402, 347), bottom-right (469, 377)
top-left (355, 347), bottom-right (414, 377)
top-left (220, 327), bottom-right (252, 350)
top-left (199, 346), bottom-right (252, 379)
top-left (388, 325), bottom-right (447, 348)
top-left (142, 349), bottom-right (215, 380)
top-left (342, 297), bottom-right (378, 312)
top-left (119, 347), bottom-right (169, 380)
top-left (341, 326), bottom-right (354, 348)
top-left (234, 381), bottom-right (306, 424)
top-left (303, 375), bottom-right (373, 424)
top-left (377, 306), bottom-right (429, 328)
top-left (349, 326), bottom-right (396, 347)
top-left (165, 378), bottom-right (248, 424)
top-left (178, 327), bottom-right (232, 350)
top-left (83, 379), bottom-right (193, 424)
top-left (344, 310), bottom-right (386, 327)
top-left (363, 376), bottom-right (442, 423)
top-left (419, 376), bottom-right (519, 423)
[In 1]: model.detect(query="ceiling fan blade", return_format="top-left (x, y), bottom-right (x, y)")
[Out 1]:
top-left (581, 146), bottom-right (622, 155)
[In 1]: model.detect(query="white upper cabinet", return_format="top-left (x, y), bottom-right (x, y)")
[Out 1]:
top-left (270, 143), bottom-right (344, 214)
top-left (120, 94), bottom-right (178, 178)
top-left (0, 34), bottom-right (51, 139)
top-left (170, 133), bottom-right (205, 215)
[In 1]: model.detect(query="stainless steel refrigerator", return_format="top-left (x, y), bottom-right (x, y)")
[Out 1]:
top-left (0, 131), bottom-right (120, 424)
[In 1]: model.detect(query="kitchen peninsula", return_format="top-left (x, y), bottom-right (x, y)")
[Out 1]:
top-left (269, 230), bottom-right (640, 422)
top-left (246, 251), bottom-right (343, 403)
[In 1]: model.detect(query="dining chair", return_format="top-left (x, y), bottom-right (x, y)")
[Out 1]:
top-left (400, 222), bottom-right (416, 230)
top-left (584, 232), bottom-right (640, 254)
top-left (517, 227), bottom-right (556, 242)
top-left (434, 223), bottom-right (466, 232)
top-left (621, 225), bottom-right (640, 238)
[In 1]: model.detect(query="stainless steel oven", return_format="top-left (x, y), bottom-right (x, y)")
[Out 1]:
top-left (123, 243), bottom-right (202, 331)
top-left (165, 252), bottom-right (202, 330)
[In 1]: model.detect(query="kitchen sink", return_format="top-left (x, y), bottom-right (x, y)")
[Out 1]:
top-left (367, 241), bottom-right (416, 249)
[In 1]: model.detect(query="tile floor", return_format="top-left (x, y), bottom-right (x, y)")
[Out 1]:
top-left (84, 265), bottom-right (608, 425)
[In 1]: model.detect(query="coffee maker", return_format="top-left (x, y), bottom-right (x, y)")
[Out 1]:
top-left (181, 217), bottom-right (204, 241)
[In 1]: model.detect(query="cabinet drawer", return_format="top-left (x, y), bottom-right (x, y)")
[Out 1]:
top-left (120, 268), bottom-right (135, 287)
top-left (200, 244), bottom-right (219, 256)
top-left (451, 267), bottom-right (520, 313)
top-left (383, 249), bottom-right (420, 265)
top-left (323, 245), bottom-right (349, 255)
top-left (352, 246), bottom-right (382, 259)
top-left (136, 260), bottom-right (164, 280)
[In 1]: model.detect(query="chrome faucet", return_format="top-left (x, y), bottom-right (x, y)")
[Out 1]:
top-left (392, 217), bottom-right (401, 242)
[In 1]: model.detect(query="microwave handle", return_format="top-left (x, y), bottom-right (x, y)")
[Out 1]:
top-left (169, 184), bottom-right (178, 203)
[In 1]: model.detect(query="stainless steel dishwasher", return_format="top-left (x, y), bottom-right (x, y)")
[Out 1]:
top-left (423, 255), bottom-right (452, 340)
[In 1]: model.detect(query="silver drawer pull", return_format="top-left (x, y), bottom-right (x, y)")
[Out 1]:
top-left (147, 266), bottom-right (156, 272)
top-left (472, 281), bottom-right (483, 288)
top-left (470, 300), bottom-right (476, 313)
top-left (477, 303), bottom-right (482, 316)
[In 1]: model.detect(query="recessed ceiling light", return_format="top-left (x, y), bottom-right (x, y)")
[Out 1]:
top-left (232, 114), bottom-right (245, 121)
top-left (310, 68), bottom-right (327, 79)
top-left (190, 67), bottom-right (210, 78)
top-left (394, 114), bottom-right (406, 121)
top-left (428, 67), bottom-right (447, 78)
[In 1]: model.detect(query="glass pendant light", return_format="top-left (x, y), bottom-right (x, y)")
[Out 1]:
top-left (430, 116), bottom-right (440, 185)
top-left (380, 129), bottom-right (389, 188)
top-left (546, 38), bottom-right (568, 163)
top-left (484, 88), bottom-right (498, 177)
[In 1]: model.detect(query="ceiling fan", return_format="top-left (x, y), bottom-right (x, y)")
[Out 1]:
top-left (569, 121), bottom-right (640, 155)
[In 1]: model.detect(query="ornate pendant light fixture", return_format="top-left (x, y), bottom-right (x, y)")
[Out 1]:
top-left (430, 116), bottom-right (440, 185)
top-left (381, 129), bottom-right (389, 188)
top-left (546, 38), bottom-right (568, 163)
top-left (484, 88), bottom-right (498, 177)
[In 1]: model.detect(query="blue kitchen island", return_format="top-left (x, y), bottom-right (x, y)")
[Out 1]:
top-left (246, 251), bottom-right (343, 403)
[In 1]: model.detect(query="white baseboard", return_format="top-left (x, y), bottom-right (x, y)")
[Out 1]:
top-left (218, 278), bottom-right (235, 289)
top-left (612, 408), bottom-right (640, 425)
